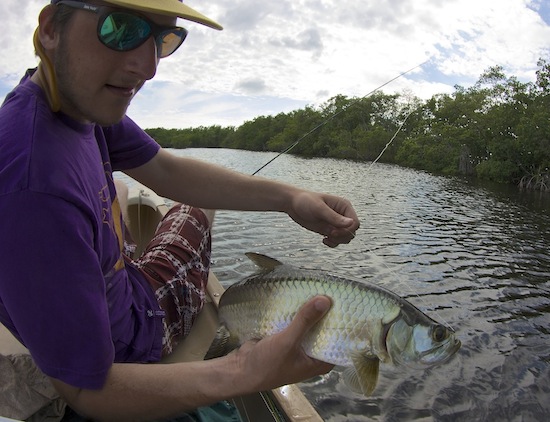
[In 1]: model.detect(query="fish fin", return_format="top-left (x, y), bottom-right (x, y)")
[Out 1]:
top-left (245, 252), bottom-right (284, 270)
top-left (204, 325), bottom-right (238, 360)
top-left (342, 354), bottom-right (380, 396)
top-left (342, 367), bottom-right (364, 395)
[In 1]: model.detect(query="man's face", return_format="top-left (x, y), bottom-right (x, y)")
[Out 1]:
top-left (52, 3), bottom-right (176, 126)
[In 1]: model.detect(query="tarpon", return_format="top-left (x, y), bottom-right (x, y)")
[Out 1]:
top-left (207, 253), bottom-right (461, 396)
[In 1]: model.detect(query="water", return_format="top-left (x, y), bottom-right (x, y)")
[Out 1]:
top-left (122, 148), bottom-right (550, 421)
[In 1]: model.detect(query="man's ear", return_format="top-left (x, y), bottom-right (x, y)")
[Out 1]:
top-left (36, 5), bottom-right (60, 51)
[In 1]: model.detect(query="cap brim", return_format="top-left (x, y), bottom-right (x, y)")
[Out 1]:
top-left (104, 0), bottom-right (223, 30)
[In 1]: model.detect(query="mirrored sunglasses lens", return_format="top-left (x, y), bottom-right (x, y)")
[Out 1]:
top-left (99, 12), bottom-right (151, 51)
top-left (158, 28), bottom-right (187, 58)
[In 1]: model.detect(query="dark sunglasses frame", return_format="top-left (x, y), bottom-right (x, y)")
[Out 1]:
top-left (53, 0), bottom-right (188, 58)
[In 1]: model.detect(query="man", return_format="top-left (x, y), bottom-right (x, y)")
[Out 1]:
top-left (0, 0), bottom-right (359, 420)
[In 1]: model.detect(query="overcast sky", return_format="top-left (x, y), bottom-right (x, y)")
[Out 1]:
top-left (1, 0), bottom-right (549, 129)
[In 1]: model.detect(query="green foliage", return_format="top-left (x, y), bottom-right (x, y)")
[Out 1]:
top-left (145, 126), bottom-right (234, 149)
top-left (144, 58), bottom-right (550, 191)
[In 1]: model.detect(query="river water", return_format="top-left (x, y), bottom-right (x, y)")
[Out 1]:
top-left (135, 148), bottom-right (550, 421)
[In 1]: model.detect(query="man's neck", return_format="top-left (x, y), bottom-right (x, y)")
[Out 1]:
top-left (32, 62), bottom-right (62, 112)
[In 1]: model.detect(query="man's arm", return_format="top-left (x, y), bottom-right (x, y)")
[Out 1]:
top-left (50, 296), bottom-right (333, 422)
top-left (126, 148), bottom-right (359, 246)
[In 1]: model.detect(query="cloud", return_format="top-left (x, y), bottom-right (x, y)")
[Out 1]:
top-left (0, 1), bottom-right (42, 83)
top-left (127, 80), bottom-right (308, 128)
top-left (222, 0), bottom-right (281, 30)
top-left (235, 77), bottom-right (267, 94)
top-left (1, 0), bottom-right (549, 129)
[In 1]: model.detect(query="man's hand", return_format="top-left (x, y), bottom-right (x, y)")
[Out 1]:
top-left (232, 295), bottom-right (335, 392)
top-left (49, 297), bottom-right (335, 421)
top-left (287, 191), bottom-right (360, 247)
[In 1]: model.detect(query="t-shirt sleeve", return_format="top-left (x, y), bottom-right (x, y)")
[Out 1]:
top-left (104, 116), bottom-right (161, 171)
top-left (0, 190), bottom-right (114, 390)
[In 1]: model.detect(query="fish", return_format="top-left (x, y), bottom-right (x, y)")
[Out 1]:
top-left (206, 253), bottom-right (461, 396)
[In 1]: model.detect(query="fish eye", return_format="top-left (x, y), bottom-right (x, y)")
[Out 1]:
top-left (431, 325), bottom-right (448, 342)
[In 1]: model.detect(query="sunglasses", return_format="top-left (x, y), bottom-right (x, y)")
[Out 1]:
top-left (53, 1), bottom-right (188, 58)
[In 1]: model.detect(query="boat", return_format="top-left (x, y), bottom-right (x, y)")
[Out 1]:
top-left (0, 184), bottom-right (323, 422)
top-left (127, 184), bottom-right (323, 422)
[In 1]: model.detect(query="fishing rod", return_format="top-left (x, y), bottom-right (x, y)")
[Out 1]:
top-left (252, 59), bottom-right (430, 176)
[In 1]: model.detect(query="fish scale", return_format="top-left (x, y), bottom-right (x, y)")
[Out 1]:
top-left (209, 253), bottom-right (461, 396)
top-left (220, 268), bottom-right (403, 366)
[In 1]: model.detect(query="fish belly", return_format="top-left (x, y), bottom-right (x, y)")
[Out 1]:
top-left (218, 276), bottom-right (402, 366)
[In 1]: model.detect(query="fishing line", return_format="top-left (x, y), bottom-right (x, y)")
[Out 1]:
top-left (343, 108), bottom-right (453, 330)
top-left (345, 108), bottom-right (454, 330)
top-left (247, 58), bottom-right (454, 329)
top-left (365, 107), bottom-right (415, 173)
top-left (251, 60), bottom-right (430, 176)
top-left (358, 107), bottom-right (454, 330)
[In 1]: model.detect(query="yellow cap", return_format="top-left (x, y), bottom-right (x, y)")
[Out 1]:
top-left (103, 0), bottom-right (223, 30)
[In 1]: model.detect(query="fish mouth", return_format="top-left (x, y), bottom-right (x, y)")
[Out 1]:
top-left (419, 338), bottom-right (462, 366)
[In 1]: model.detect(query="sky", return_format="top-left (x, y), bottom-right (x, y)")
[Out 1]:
top-left (1, 0), bottom-right (549, 129)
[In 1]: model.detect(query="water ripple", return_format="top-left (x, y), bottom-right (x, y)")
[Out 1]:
top-left (121, 149), bottom-right (550, 421)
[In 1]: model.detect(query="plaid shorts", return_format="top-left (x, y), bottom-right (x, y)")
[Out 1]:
top-left (131, 204), bottom-right (212, 356)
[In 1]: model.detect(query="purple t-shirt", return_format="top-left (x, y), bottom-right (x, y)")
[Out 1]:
top-left (0, 71), bottom-right (164, 389)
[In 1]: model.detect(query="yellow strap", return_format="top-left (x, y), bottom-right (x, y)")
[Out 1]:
top-left (111, 195), bottom-right (126, 272)
top-left (33, 28), bottom-right (61, 112)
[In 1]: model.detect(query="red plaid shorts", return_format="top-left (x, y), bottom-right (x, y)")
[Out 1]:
top-left (131, 204), bottom-right (211, 356)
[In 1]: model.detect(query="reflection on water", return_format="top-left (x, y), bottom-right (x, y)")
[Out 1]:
top-left (121, 148), bottom-right (550, 421)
